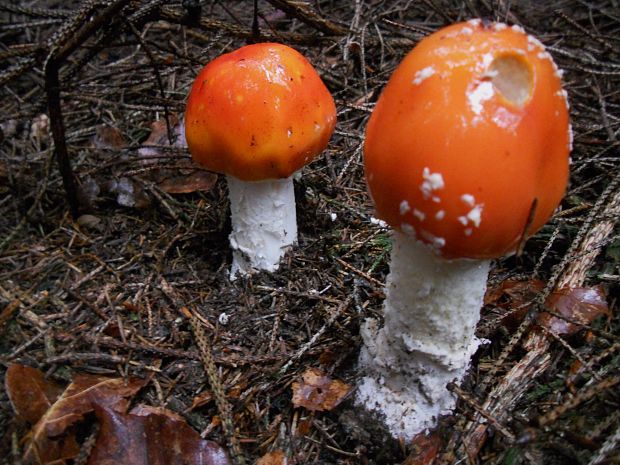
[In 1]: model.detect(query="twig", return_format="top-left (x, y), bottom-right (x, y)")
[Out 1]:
top-left (447, 382), bottom-right (516, 443)
top-left (335, 257), bottom-right (384, 289)
top-left (185, 307), bottom-right (246, 465)
top-left (278, 296), bottom-right (352, 375)
top-left (125, 19), bottom-right (174, 144)
top-left (0, 58), bottom-right (37, 87)
top-left (538, 325), bottom-right (600, 382)
top-left (44, 0), bottom-right (134, 217)
top-left (0, 4), bottom-right (71, 19)
top-left (588, 425), bottom-right (620, 465)
top-left (45, 352), bottom-right (127, 365)
top-left (538, 375), bottom-right (619, 428)
top-left (264, 0), bottom-right (346, 35)
top-left (459, 173), bottom-right (620, 457)
top-left (158, 277), bottom-right (244, 464)
top-left (159, 5), bottom-right (321, 45)
top-left (73, 422), bottom-right (100, 465)
top-left (45, 63), bottom-right (80, 218)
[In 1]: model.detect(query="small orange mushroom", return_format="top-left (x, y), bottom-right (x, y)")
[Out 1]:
top-left (185, 43), bottom-right (336, 277)
top-left (186, 42), bottom-right (336, 182)
top-left (357, 20), bottom-right (571, 440)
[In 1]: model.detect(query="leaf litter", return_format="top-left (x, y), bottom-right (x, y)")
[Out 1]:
top-left (4, 364), bottom-right (230, 465)
top-left (0, 1), bottom-right (618, 464)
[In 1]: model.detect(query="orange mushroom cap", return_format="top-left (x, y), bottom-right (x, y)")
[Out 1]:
top-left (364, 20), bottom-right (571, 259)
top-left (185, 43), bottom-right (336, 181)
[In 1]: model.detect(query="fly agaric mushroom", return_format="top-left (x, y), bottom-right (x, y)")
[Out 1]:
top-left (185, 43), bottom-right (336, 277)
top-left (357, 20), bottom-right (571, 439)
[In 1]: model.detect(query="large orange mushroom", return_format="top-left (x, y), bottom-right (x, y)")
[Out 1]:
top-left (185, 43), bottom-right (336, 277)
top-left (357, 20), bottom-right (571, 439)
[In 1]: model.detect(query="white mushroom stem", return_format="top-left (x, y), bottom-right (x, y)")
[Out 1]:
top-left (227, 174), bottom-right (298, 279)
top-left (357, 231), bottom-right (490, 440)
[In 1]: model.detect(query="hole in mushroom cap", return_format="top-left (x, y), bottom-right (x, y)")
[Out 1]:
top-left (490, 54), bottom-right (533, 107)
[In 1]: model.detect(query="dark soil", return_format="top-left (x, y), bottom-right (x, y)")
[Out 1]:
top-left (0, 1), bottom-right (618, 464)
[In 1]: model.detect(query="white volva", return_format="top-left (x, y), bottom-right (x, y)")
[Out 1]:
top-left (357, 231), bottom-right (490, 439)
top-left (227, 175), bottom-right (298, 279)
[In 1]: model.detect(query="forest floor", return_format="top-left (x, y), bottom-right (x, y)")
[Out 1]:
top-left (0, 1), bottom-right (619, 464)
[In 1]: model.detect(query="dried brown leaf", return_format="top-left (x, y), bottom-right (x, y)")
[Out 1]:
top-left (143, 115), bottom-right (179, 147)
top-left (291, 367), bottom-right (351, 412)
top-left (76, 214), bottom-right (103, 231)
top-left (23, 373), bottom-right (148, 464)
top-left (190, 390), bottom-right (214, 410)
top-left (87, 404), bottom-right (231, 465)
top-left (403, 431), bottom-right (442, 465)
top-left (484, 279), bottom-right (544, 307)
top-left (5, 364), bottom-right (64, 425)
top-left (30, 114), bottom-right (50, 141)
top-left (0, 300), bottom-right (20, 329)
top-left (138, 115), bottom-right (184, 163)
top-left (93, 125), bottom-right (127, 150)
top-left (317, 349), bottom-right (337, 366)
top-left (157, 170), bottom-right (217, 194)
top-left (484, 279), bottom-right (544, 331)
top-left (256, 450), bottom-right (288, 465)
top-left (539, 286), bottom-right (610, 336)
top-left (108, 177), bottom-right (150, 209)
top-left (295, 418), bottom-right (312, 436)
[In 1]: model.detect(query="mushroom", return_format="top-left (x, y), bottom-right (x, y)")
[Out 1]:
top-left (185, 43), bottom-right (336, 277)
top-left (357, 20), bottom-right (571, 439)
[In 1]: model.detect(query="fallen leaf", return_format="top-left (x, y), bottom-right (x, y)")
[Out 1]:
top-left (190, 390), bottom-right (214, 410)
top-left (295, 418), bottom-right (312, 436)
top-left (138, 115), bottom-right (185, 163)
top-left (78, 176), bottom-right (102, 208)
top-left (108, 177), bottom-right (150, 209)
top-left (484, 279), bottom-right (544, 307)
top-left (539, 286), bottom-right (610, 336)
top-left (5, 364), bottom-right (64, 425)
top-left (76, 214), bottom-right (103, 231)
top-left (23, 373), bottom-right (148, 464)
top-left (291, 368), bottom-right (351, 412)
top-left (0, 300), bottom-right (20, 329)
top-left (403, 431), bottom-right (442, 465)
top-left (157, 170), bottom-right (217, 194)
top-left (227, 379), bottom-right (248, 399)
top-left (259, 9), bottom-right (286, 26)
top-left (93, 125), bottom-right (127, 150)
top-left (318, 349), bottom-right (337, 366)
top-left (30, 114), bottom-right (50, 141)
top-left (256, 450), bottom-right (288, 465)
top-left (88, 404), bottom-right (231, 465)
top-left (484, 279), bottom-right (544, 331)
